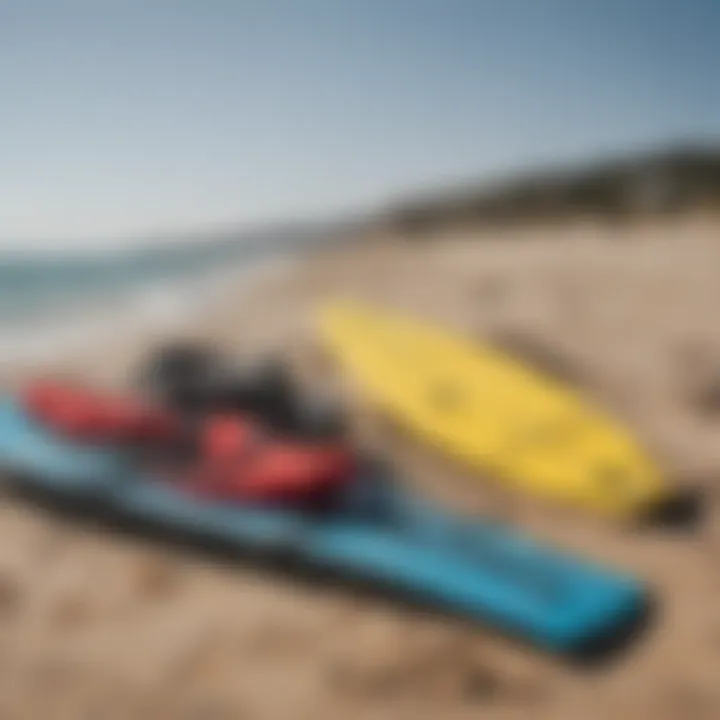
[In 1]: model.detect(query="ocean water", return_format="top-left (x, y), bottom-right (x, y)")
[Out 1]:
top-left (0, 230), bottom-right (323, 370)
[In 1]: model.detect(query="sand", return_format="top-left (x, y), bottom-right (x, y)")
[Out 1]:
top-left (1, 216), bottom-right (720, 719)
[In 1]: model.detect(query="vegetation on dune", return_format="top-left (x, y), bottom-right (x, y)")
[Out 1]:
top-left (382, 144), bottom-right (720, 236)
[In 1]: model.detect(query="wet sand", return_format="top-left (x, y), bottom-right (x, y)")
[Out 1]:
top-left (1, 216), bottom-right (720, 719)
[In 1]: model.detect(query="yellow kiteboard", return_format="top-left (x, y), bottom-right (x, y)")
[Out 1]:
top-left (318, 301), bottom-right (669, 519)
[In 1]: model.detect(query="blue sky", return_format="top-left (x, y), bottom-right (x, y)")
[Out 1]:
top-left (1, 0), bottom-right (718, 248)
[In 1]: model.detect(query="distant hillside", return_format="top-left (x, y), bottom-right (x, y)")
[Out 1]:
top-left (381, 144), bottom-right (720, 236)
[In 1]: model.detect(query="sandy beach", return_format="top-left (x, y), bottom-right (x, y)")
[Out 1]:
top-left (2, 216), bottom-right (720, 719)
